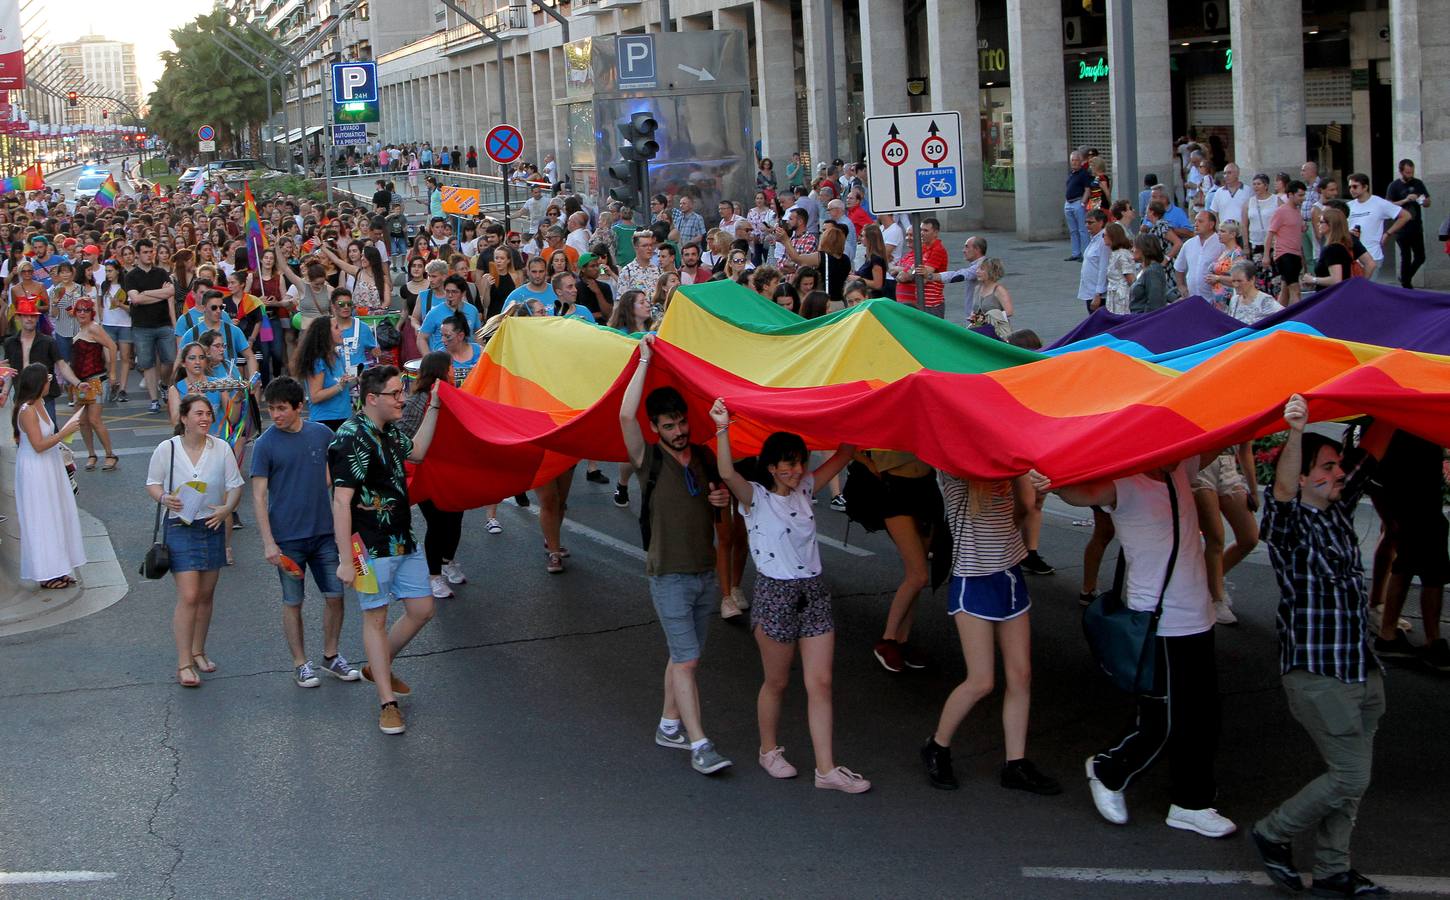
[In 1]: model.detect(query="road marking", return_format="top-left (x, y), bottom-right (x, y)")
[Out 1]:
top-left (0, 872), bottom-right (117, 885)
top-left (1021, 867), bottom-right (1450, 894)
top-left (519, 503), bottom-right (646, 561)
top-left (818, 534), bottom-right (873, 557)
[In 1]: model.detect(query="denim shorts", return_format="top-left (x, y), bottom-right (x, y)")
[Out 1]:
top-left (164, 518), bottom-right (227, 573)
top-left (103, 324), bottom-right (132, 344)
top-left (133, 325), bottom-right (177, 371)
top-left (648, 571), bottom-right (719, 663)
top-left (355, 547), bottom-right (430, 611)
top-left (53, 334), bottom-right (72, 361)
top-left (277, 533), bottom-right (343, 606)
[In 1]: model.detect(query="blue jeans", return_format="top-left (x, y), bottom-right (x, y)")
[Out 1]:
top-left (1064, 202), bottom-right (1088, 257)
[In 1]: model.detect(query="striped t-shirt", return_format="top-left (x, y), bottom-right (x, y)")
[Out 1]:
top-left (940, 474), bottom-right (1027, 577)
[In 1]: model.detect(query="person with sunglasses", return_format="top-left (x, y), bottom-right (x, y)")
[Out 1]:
top-left (330, 365), bottom-right (443, 735)
top-left (178, 290), bottom-right (257, 382)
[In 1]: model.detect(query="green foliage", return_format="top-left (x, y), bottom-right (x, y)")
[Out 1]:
top-left (145, 12), bottom-right (282, 154)
top-left (253, 174), bottom-right (325, 200)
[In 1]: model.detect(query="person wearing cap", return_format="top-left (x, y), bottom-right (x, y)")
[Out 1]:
top-left (3, 296), bottom-right (80, 423)
top-left (80, 245), bottom-right (105, 289)
top-left (575, 252), bottom-right (614, 321)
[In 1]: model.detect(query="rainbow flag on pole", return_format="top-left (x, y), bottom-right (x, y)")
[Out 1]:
top-left (243, 181), bottom-right (267, 271)
top-left (93, 173), bottom-right (120, 207)
top-left (20, 163), bottom-right (43, 190)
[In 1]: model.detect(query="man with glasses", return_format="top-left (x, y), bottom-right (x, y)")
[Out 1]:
top-left (417, 275), bottom-right (480, 355)
top-left (617, 231), bottom-right (662, 296)
top-left (178, 290), bottom-right (257, 380)
top-left (330, 365), bottom-right (443, 735)
top-left (619, 335), bottom-right (734, 775)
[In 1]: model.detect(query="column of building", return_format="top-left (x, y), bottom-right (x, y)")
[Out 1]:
top-left (926, 0), bottom-right (982, 229)
top-left (801, 0), bottom-right (847, 168)
top-left (530, 50), bottom-right (556, 163)
top-left (1007, 0), bottom-right (1070, 239)
top-left (1390, 0), bottom-right (1449, 287)
top-left (1229, 0), bottom-right (1305, 180)
top-left (1107, 0), bottom-right (1174, 206)
top-left (752, 0), bottom-right (798, 162)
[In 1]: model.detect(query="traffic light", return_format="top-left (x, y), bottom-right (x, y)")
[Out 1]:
top-left (606, 111), bottom-right (659, 208)
top-left (66, 91), bottom-right (78, 107)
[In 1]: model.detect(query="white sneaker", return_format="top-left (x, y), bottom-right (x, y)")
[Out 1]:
top-left (1213, 598), bottom-right (1238, 626)
top-left (429, 574), bottom-right (454, 599)
top-left (1165, 804), bottom-right (1237, 838)
top-left (485, 517), bottom-right (502, 534)
top-left (731, 585), bottom-right (750, 611)
top-left (441, 560), bottom-right (466, 585)
top-left (720, 594), bottom-right (743, 620)
top-left (1085, 756), bottom-right (1128, 825)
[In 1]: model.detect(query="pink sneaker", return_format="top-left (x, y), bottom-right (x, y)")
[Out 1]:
top-left (815, 766), bottom-right (872, 794)
top-left (758, 746), bottom-right (798, 779)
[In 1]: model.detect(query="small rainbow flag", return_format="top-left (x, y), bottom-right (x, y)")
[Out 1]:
top-left (20, 163), bottom-right (43, 191)
top-left (243, 181), bottom-right (267, 272)
top-left (152, 182), bottom-right (163, 197)
top-left (94, 173), bottom-right (120, 208)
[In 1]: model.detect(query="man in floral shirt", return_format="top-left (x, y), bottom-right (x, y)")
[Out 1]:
top-left (330, 366), bottom-right (442, 735)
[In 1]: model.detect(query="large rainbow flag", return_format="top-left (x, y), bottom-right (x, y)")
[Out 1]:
top-left (410, 280), bottom-right (1450, 512)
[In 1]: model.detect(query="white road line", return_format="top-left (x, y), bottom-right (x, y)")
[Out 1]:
top-left (0, 871), bottom-right (117, 884)
top-left (1021, 867), bottom-right (1450, 894)
top-left (519, 504), bottom-right (646, 561)
top-left (817, 534), bottom-right (873, 557)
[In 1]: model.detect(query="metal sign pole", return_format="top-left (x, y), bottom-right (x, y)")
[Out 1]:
top-left (325, 83), bottom-right (335, 204)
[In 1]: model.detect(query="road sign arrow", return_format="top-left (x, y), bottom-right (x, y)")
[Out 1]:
top-left (927, 120), bottom-right (940, 136)
top-left (677, 64), bottom-right (716, 82)
top-left (888, 123), bottom-right (900, 138)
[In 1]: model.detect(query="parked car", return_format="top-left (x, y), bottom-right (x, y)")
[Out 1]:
top-left (73, 173), bottom-right (110, 201)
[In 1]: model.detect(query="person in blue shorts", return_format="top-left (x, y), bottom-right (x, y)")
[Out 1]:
top-left (330, 365), bottom-right (442, 735)
top-left (250, 376), bottom-right (361, 689)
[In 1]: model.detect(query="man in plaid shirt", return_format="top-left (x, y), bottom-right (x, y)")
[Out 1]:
top-left (1251, 394), bottom-right (1394, 898)
top-left (670, 195), bottom-right (706, 247)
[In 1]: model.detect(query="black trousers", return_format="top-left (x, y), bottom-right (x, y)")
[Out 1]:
top-left (418, 499), bottom-right (464, 575)
top-left (1092, 628), bottom-right (1220, 809)
top-left (1396, 224), bottom-right (1426, 289)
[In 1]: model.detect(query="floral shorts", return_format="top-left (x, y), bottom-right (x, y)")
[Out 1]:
top-left (751, 574), bottom-right (834, 643)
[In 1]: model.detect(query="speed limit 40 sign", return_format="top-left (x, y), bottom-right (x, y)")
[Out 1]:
top-left (864, 111), bottom-right (964, 213)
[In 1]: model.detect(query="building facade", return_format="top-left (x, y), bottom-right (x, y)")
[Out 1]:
top-left (360, 0), bottom-right (1445, 280)
top-left (58, 35), bottom-right (142, 127)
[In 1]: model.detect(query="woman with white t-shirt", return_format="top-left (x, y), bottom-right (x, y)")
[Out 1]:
top-left (1245, 174), bottom-right (1283, 258)
top-left (1038, 458), bottom-right (1235, 840)
top-left (146, 393), bottom-right (245, 688)
top-left (711, 400), bottom-right (870, 795)
top-left (920, 474), bottom-right (1062, 796)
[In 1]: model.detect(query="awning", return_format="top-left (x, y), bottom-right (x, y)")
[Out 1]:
top-left (268, 125), bottom-right (326, 144)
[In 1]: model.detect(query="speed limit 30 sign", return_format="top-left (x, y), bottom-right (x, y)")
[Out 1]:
top-left (864, 111), bottom-right (964, 213)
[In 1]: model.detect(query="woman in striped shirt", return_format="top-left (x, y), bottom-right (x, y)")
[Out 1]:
top-left (920, 473), bottom-right (1061, 796)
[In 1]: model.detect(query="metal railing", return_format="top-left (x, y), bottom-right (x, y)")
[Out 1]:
top-left (328, 167), bottom-right (516, 219)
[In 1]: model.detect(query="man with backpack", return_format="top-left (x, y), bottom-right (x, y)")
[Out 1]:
top-left (619, 334), bottom-right (734, 776)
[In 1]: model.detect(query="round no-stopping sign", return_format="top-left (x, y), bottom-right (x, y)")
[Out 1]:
top-left (197, 124), bottom-right (215, 142)
top-left (484, 124), bottom-right (524, 165)
top-left (881, 137), bottom-right (908, 168)
top-left (922, 135), bottom-right (948, 166)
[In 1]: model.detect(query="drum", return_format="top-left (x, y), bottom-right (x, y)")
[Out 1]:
top-left (402, 358), bottom-right (421, 390)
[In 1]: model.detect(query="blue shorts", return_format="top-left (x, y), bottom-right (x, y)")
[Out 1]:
top-left (355, 548), bottom-right (430, 611)
top-left (276, 534), bottom-right (343, 606)
top-left (648, 571), bottom-right (719, 663)
top-left (164, 518), bottom-right (227, 573)
top-left (947, 565), bottom-right (1031, 622)
top-left (103, 324), bottom-right (132, 344)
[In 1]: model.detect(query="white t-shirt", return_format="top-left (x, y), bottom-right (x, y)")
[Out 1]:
top-left (100, 284), bottom-right (131, 328)
top-left (1244, 194), bottom-right (1282, 246)
top-left (1173, 233), bottom-right (1223, 301)
top-left (1347, 195), bottom-right (1401, 262)
top-left (1208, 183), bottom-right (1250, 228)
top-left (740, 474), bottom-right (822, 580)
top-left (146, 435), bottom-right (245, 522)
top-left (882, 221), bottom-right (907, 265)
top-left (1105, 461), bottom-right (1214, 638)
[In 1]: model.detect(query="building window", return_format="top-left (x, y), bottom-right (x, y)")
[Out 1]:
top-left (980, 86), bottom-right (1013, 192)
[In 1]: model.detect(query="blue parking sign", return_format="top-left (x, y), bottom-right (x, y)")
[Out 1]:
top-left (331, 62), bottom-right (377, 103)
top-left (915, 167), bottom-right (958, 201)
top-left (617, 35), bottom-right (656, 89)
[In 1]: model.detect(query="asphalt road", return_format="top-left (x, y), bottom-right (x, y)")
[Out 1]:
top-left (1, 167), bottom-right (1445, 897)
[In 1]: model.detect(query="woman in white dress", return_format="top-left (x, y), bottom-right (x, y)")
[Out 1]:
top-left (10, 363), bottom-right (86, 589)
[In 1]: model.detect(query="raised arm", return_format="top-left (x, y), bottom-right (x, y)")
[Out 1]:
top-left (709, 398), bottom-right (754, 510)
top-left (1028, 468), bottom-right (1117, 509)
top-left (1272, 394), bottom-right (1308, 502)
top-left (811, 443), bottom-right (856, 489)
top-left (618, 334), bottom-right (654, 470)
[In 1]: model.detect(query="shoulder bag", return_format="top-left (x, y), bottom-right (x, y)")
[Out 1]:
top-left (1081, 473), bottom-right (1181, 694)
top-left (139, 441), bottom-right (174, 579)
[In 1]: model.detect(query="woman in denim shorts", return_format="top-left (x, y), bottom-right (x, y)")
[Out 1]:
top-left (711, 400), bottom-right (870, 794)
top-left (146, 394), bottom-right (244, 688)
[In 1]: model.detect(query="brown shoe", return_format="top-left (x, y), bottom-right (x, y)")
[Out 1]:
top-left (378, 702), bottom-right (405, 735)
top-left (361, 664), bottom-right (412, 697)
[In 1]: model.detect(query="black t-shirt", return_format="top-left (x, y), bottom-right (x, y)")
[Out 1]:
top-left (577, 278), bottom-right (613, 316)
top-left (1314, 242), bottom-right (1352, 279)
top-left (123, 265), bottom-right (173, 329)
top-left (4, 333), bottom-right (63, 398)
top-left (1384, 177), bottom-right (1429, 224)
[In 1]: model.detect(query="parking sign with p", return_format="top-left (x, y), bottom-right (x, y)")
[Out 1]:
top-left (331, 62), bottom-right (377, 103)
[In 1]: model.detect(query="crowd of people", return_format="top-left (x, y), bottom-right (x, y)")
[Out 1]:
top-left (1, 143), bottom-right (1445, 896)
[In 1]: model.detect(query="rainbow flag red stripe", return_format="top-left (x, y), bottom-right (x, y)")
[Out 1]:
top-left (242, 181), bottom-right (267, 271)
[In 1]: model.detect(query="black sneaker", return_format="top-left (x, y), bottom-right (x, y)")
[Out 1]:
top-left (1373, 632), bottom-right (1418, 660)
top-left (829, 494), bottom-right (847, 512)
top-left (117, 389), bottom-right (130, 402)
top-left (1421, 637), bottom-right (1450, 672)
top-left (1309, 869), bottom-right (1386, 897)
top-left (1020, 552), bottom-right (1055, 576)
top-left (1000, 758), bottom-right (1062, 795)
top-left (1079, 591), bottom-right (1097, 608)
top-left (612, 483), bottom-right (630, 508)
top-left (585, 469), bottom-right (610, 484)
top-left (1250, 826), bottom-right (1304, 893)
top-left (900, 642), bottom-right (928, 670)
top-left (921, 738), bottom-right (958, 790)
top-left (513, 493), bottom-right (531, 508)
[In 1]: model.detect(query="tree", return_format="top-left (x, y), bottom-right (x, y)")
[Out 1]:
top-left (146, 12), bottom-right (281, 157)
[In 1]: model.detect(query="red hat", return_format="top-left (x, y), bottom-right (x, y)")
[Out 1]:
top-left (82, 244), bottom-right (101, 255)
top-left (60, 237), bottom-right (78, 249)
top-left (12, 297), bottom-right (39, 316)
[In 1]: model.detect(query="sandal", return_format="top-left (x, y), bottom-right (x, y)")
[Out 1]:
top-left (192, 653), bottom-right (217, 673)
top-left (85, 455), bottom-right (98, 471)
top-left (39, 577), bottom-right (70, 590)
top-left (177, 666), bottom-right (201, 688)
top-left (102, 456), bottom-right (119, 471)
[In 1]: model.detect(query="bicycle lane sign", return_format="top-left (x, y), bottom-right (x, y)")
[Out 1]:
top-left (864, 111), bottom-right (965, 214)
